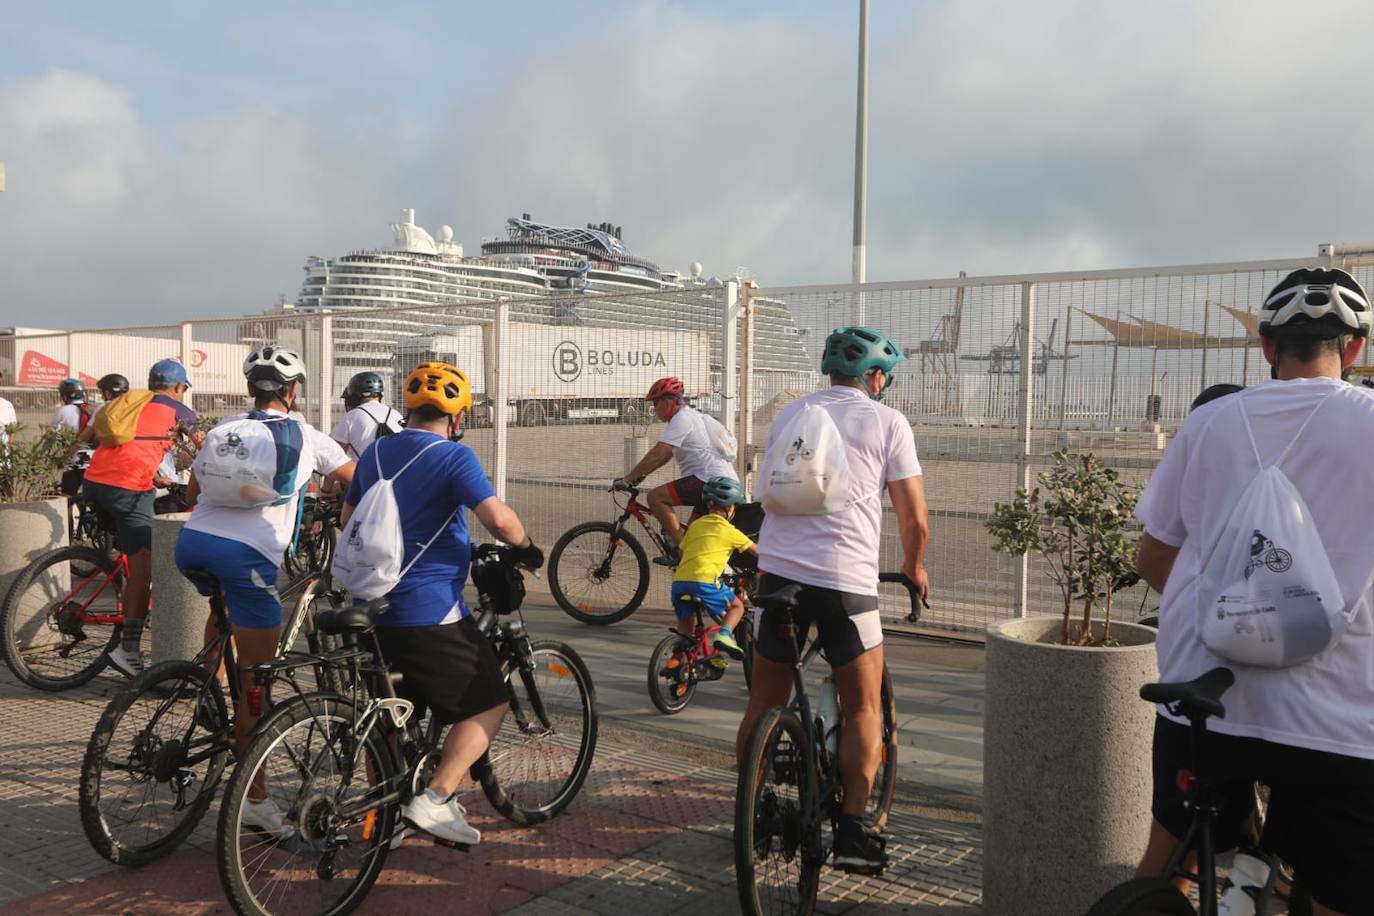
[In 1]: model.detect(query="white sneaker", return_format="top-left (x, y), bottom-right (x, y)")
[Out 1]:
top-left (402, 792), bottom-right (480, 845)
top-left (106, 645), bottom-right (144, 678)
top-left (242, 797), bottom-right (295, 841)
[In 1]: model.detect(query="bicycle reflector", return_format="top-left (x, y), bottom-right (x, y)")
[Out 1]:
top-left (246, 683), bottom-right (264, 717)
top-left (1175, 769), bottom-right (1197, 794)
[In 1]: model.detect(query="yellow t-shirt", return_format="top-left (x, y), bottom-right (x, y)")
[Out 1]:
top-left (674, 513), bottom-right (754, 585)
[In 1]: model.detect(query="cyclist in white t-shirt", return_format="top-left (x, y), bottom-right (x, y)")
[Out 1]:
top-left (615, 376), bottom-right (738, 565)
top-left (330, 371), bottom-right (404, 459)
top-left (737, 326), bottom-right (930, 873)
top-left (1134, 268), bottom-right (1374, 916)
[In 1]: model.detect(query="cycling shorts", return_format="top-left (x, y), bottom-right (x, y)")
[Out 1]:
top-left (665, 475), bottom-right (705, 510)
top-left (82, 480), bottom-right (154, 554)
top-left (174, 528), bottom-right (282, 630)
top-left (753, 572), bottom-right (881, 668)
top-left (1151, 715), bottom-right (1374, 914)
top-left (670, 580), bottom-right (733, 622)
top-left (375, 618), bottom-right (509, 726)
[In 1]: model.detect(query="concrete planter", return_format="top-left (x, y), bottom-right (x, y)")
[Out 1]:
top-left (150, 513), bottom-right (206, 665)
top-left (983, 616), bottom-right (1159, 916)
top-left (0, 498), bottom-right (67, 600)
top-left (624, 435), bottom-right (650, 475)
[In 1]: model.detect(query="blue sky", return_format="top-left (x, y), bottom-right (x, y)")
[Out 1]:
top-left (3, 1), bottom-right (1374, 328)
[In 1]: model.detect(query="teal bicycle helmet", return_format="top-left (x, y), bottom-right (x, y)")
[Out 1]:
top-left (702, 476), bottom-right (747, 507)
top-left (820, 326), bottom-right (906, 398)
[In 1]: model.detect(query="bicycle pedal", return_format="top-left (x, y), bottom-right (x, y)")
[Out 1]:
top-left (432, 837), bottom-right (471, 852)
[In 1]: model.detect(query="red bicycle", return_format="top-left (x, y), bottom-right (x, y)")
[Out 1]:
top-left (547, 484), bottom-right (763, 625)
top-left (647, 572), bottom-right (756, 714)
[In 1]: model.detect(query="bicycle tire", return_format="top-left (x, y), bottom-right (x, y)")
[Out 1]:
top-left (79, 660), bottom-right (230, 867)
top-left (647, 633), bottom-right (696, 715)
top-left (477, 640), bottom-right (598, 824)
top-left (1083, 877), bottom-right (1194, 915)
top-left (548, 522), bottom-right (649, 625)
top-left (865, 664), bottom-right (899, 830)
top-left (1, 545), bottom-right (122, 690)
top-left (217, 692), bottom-right (395, 916)
top-left (735, 706), bottom-right (821, 916)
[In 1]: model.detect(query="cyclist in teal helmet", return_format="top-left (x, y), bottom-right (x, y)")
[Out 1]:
top-left (820, 326), bottom-right (907, 400)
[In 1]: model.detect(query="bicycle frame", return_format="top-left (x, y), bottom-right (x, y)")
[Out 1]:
top-left (61, 552), bottom-right (130, 629)
top-left (609, 487), bottom-right (673, 558)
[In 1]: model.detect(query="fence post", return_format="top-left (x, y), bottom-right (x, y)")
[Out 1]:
top-left (492, 300), bottom-right (510, 501)
top-left (1057, 306), bottom-right (1072, 430)
top-left (319, 312), bottom-right (334, 432)
top-left (66, 331), bottom-right (77, 381)
top-left (738, 283), bottom-right (757, 490)
top-left (721, 280), bottom-right (739, 435)
top-left (1014, 281), bottom-right (1036, 618)
top-left (179, 321), bottom-right (193, 368)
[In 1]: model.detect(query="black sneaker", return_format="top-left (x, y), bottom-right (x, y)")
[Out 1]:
top-left (832, 815), bottom-right (888, 874)
top-left (651, 545), bottom-right (681, 568)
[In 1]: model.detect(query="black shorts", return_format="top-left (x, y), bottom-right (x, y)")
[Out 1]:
top-left (1151, 715), bottom-right (1374, 914)
top-left (753, 573), bottom-right (881, 668)
top-left (374, 618), bottom-right (509, 726)
top-left (82, 480), bottom-right (155, 554)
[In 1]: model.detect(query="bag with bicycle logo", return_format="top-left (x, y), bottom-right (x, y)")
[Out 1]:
top-left (192, 411), bottom-right (305, 509)
top-left (1196, 394), bottom-right (1347, 668)
top-left (331, 438), bottom-right (458, 600)
top-left (756, 402), bottom-right (854, 516)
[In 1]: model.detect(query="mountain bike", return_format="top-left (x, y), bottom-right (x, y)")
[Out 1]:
top-left (283, 485), bottom-right (339, 581)
top-left (1084, 668), bottom-right (1312, 916)
top-left (547, 483), bottom-right (762, 625)
top-left (78, 566), bottom-right (342, 868)
top-left (733, 575), bottom-right (921, 916)
top-left (647, 572), bottom-right (756, 713)
top-left (216, 544), bottom-right (598, 916)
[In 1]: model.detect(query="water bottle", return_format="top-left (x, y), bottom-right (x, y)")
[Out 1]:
top-left (816, 677), bottom-right (841, 758)
top-left (1217, 847), bottom-right (1270, 916)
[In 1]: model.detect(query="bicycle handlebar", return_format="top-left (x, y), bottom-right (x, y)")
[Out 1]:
top-left (879, 572), bottom-right (930, 624)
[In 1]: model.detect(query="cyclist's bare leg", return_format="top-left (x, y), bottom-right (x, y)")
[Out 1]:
top-left (736, 653), bottom-right (793, 765)
top-left (646, 485), bottom-right (685, 545)
top-left (233, 624), bottom-right (281, 799)
top-left (1136, 819), bottom-right (1197, 891)
top-left (834, 645), bottom-right (884, 818)
top-left (124, 547), bottom-right (152, 623)
top-left (721, 595), bottom-right (746, 633)
top-left (426, 702), bottom-right (507, 797)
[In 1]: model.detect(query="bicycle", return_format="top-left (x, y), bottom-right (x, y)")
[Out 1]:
top-left (78, 563), bottom-right (342, 868)
top-left (733, 573), bottom-right (923, 916)
top-left (647, 572), bottom-right (757, 713)
top-left (547, 483), bottom-right (763, 625)
top-left (215, 543), bottom-right (598, 916)
top-left (283, 484), bottom-right (339, 580)
top-left (1084, 668), bottom-right (1312, 916)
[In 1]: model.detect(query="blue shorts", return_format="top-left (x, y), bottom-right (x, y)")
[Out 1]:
top-left (670, 580), bottom-right (733, 622)
top-left (175, 528), bottom-right (282, 630)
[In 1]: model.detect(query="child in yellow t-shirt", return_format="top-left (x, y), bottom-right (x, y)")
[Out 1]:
top-left (669, 476), bottom-right (757, 664)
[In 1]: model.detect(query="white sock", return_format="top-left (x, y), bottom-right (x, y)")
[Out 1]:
top-left (424, 788), bottom-right (447, 805)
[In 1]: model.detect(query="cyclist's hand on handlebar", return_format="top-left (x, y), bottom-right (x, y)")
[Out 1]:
top-left (507, 538), bottom-right (545, 571)
top-left (902, 562), bottom-right (931, 602)
top-left (611, 477), bottom-right (633, 492)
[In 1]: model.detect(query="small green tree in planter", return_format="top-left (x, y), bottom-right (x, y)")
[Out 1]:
top-left (0, 425), bottom-right (81, 504)
top-left (986, 449), bottom-right (1142, 645)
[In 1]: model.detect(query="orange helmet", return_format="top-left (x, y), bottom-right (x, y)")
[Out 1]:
top-left (403, 362), bottom-right (473, 415)
top-left (644, 377), bottom-right (684, 401)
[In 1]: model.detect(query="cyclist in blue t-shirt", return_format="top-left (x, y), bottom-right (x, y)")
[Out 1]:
top-left (342, 361), bottom-right (542, 846)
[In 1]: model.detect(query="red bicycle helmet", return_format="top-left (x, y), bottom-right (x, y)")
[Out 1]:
top-left (644, 377), bottom-right (685, 401)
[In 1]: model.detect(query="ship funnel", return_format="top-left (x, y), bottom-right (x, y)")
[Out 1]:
top-left (401, 208), bottom-right (416, 225)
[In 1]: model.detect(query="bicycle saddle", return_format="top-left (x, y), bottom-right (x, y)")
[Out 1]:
top-left (316, 598), bottom-right (391, 635)
top-left (1139, 667), bottom-right (1235, 720)
top-left (753, 583), bottom-right (802, 612)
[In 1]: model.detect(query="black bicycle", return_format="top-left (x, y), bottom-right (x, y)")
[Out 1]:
top-left (1085, 668), bottom-right (1312, 916)
top-left (733, 573), bottom-right (924, 916)
top-left (216, 544), bottom-right (598, 916)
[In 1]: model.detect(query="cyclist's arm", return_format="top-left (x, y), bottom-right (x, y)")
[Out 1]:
top-left (888, 475), bottom-right (930, 598)
top-left (1137, 532), bottom-right (1179, 595)
top-left (77, 424), bottom-right (96, 444)
top-left (326, 459), bottom-right (356, 488)
top-left (185, 471), bottom-right (200, 508)
top-left (474, 495), bottom-right (531, 548)
top-left (625, 442), bottom-right (674, 484)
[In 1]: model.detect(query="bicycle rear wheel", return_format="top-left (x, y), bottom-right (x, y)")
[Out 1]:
top-left (548, 522), bottom-right (649, 625)
top-left (79, 661), bottom-right (230, 866)
top-left (217, 693), bottom-right (394, 916)
top-left (1083, 877), bottom-right (1194, 915)
top-left (1, 545), bottom-right (122, 690)
top-left (647, 633), bottom-right (696, 715)
top-left (477, 640), bottom-right (598, 824)
top-left (735, 707), bottom-right (821, 916)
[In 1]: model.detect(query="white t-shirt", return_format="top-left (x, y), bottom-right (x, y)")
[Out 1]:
top-left (53, 403), bottom-right (86, 433)
top-left (757, 386), bottom-right (922, 595)
top-left (330, 400), bottom-right (404, 459)
top-left (187, 410), bottom-right (351, 563)
top-left (1136, 377), bottom-right (1374, 759)
top-left (0, 397), bottom-right (15, 445)
top-left (658, 404), bottom-right (736, 482)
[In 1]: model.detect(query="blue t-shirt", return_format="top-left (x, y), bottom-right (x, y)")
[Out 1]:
top-left (344, 429), bottom-right (495, 627)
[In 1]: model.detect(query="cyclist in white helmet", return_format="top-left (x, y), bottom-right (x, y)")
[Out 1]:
top-left (1134, 267), bottom-right (1374, 915)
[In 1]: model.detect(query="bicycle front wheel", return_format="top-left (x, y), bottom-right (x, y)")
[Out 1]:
top-left (735, 706), bottom-right (821, 916)
top-left (478, 640), bottom-right (598, 824)
top-left (217, 693), bottom-right (395, 916)
top-left (1, 545), bottom-right (123, 690)
top-left (1083, 877), bottom-right (1194, 915)
top-left (548, 522), bottom-right (649, 625)
top-left (79, 661), bottom-right (230, 866)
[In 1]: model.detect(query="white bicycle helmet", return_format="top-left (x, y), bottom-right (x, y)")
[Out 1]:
top-left (243, 345), bottom-right (308, 392)
top-left (1259, 267), bottom-right (1371, 338)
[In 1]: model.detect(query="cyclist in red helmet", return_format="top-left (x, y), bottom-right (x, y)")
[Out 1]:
top-left (615, 376), bottom-right (739, 566)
